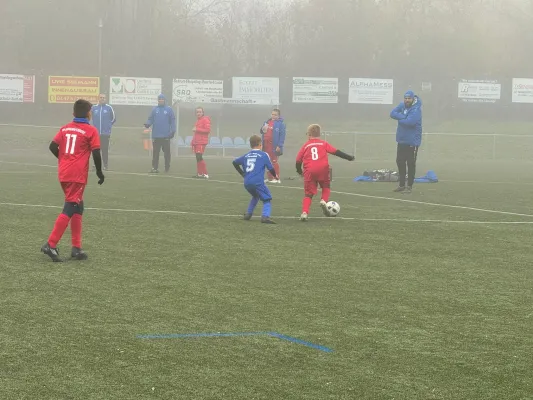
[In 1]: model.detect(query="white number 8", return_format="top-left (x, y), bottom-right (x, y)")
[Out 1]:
top-left (311, 147), bottom-right (319, 160)
top-left (246, 158), bottom-right (256, 172)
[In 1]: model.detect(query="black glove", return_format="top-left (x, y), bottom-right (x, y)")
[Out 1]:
top-left (96, 170), bottom-right (105, 185)
top-left (349, 156), bottom-right (355, 161)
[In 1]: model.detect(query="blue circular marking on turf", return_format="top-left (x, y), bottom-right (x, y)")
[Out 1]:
top-left (136, 331), bottom-right (334, 353)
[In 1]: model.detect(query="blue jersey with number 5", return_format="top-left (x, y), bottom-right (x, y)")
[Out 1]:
top-left (234, 150), bottom-right (274, 186)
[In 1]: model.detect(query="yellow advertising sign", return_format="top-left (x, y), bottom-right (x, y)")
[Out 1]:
top-left (48, 76), bottom-right (100, 104)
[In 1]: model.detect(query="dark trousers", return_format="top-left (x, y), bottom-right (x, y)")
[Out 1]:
top-left (396, 143), bottom-right (419, 187)
top-left (100, 135), bottom-right (110, 168)
top-left (152, 138), bottom-right (171, 171)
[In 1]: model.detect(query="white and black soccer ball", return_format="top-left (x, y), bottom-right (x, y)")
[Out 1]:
top-left (326, 201), bottom-right (340, 217)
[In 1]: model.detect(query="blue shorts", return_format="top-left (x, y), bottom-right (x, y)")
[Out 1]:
top-left (244, 183), bottom-right (272, 202)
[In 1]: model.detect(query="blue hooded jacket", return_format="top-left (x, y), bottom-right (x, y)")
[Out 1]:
top-left (390, 93), bottom-right (422, 146)
top-left (91, 103), bottom-right (116, 135)
top-left (259, 117), bottom-right (286, 155)
top-left (145, 95), bottom-right (176, 139)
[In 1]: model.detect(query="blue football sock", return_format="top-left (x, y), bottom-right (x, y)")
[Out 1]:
top-left (262, 201), bottom-right (271, 218)
top-left (247, 197), bottom-right (259, 215)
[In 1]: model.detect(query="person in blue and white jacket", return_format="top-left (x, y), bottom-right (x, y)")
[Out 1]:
top-left (91, 94), bottom-right (116, 170)
top-left (144, 94), bottom-right (176, 173)
top-left (390, 90), bottom-right (422, 194)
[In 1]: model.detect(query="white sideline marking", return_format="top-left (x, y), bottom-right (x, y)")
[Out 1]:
top-left (1, 160), bottom-right (533, 219)
top-left (1, 202), bottom-right (533, 225)
top-left (0, 170), bottom-right (53, 174)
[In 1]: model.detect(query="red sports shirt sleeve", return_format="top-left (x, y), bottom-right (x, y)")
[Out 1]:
top-left (89, 127), bottom-right (101, 150)
top-left (202, 117), bottom-right (211, 133)
top-left (325, 142), bottom-right (338, 154)
top-left (52, 129), bottom-right (63, 146)
top-left (296, 144), bottom-right (306, 163)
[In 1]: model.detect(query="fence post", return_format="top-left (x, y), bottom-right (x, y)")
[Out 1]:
top-left (492, 134), bottom-right (496, 160)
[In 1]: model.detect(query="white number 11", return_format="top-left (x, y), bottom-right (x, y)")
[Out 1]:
top-left (65, 134), bottom-right (77, 155)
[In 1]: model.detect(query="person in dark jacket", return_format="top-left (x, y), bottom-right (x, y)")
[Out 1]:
top-left (91, 94), bottom-right (116, 170)
top-left (390, 90), bottom-right (422, 194)
top-left (144, 94), bottom-right (176, 173)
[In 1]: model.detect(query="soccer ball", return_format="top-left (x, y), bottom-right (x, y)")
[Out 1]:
top-left (326, 201), bottom-right (340, 217)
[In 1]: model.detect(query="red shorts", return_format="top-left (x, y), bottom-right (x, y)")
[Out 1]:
top-left (61, 182), bottom-right (86, 204)
top-left (192, 144), bottom-right (206, 154)
top-left (303, 168), bottom-right (330, 196)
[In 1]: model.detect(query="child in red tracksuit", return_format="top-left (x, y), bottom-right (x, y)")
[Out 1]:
top-left (192, 107), bottom-right (211, 179)
top-left (260, 108), bottom-right (286, 183)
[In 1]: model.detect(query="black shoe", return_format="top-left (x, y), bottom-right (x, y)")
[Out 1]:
top-left (41, 242), bottom-right (62, 262)
top-left (71, 247), bottom-right (88, 260)
top-left (393, 186), bottom-right (406, 193)
top-left (261, 217), bottom-right (276, 224)
top-left (403, 186), bottom-right (412, 194)
top-left (243, 213), bottom-right (252, 221)
top-left (150, 168), bottom-right (159, 174)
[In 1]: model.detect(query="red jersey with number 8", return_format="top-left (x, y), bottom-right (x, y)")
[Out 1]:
top-left (52, 121), bottom-right (100, 184)
top-left (296, 138), bottom-right (338, 172)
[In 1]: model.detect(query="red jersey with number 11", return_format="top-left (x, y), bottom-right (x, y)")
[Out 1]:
top-left (52, 120), bottom-right (100, 184)
top-left (296, 138), bottom-right (337, 171)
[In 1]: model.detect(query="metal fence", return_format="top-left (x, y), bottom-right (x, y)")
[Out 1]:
top-left (322, 131), bottom-right (533, 162)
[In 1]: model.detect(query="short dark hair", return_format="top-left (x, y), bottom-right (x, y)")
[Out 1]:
top-left (73, 99), bottom-right (92, 118)
top-left (272, 108), bottom-right (280, 115)
top-left (250, 134), bottom-right (262, 148)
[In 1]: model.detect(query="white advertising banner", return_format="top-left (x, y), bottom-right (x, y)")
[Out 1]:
top-left (172, 79), bottom-right (224, 103)
top-left (109, 77), bottom-right (162, 106)
top-left (512, 78), bottom-right (533, 103)
top-left (232, 77), bottom-right (280, 105)
top-left (292, 77), bottom-right (338, 103)
top-left (0, 74), bottom-right (35, 103)
top-left (458, 80), bottom-right (501, 103)
top-left (349, 78), bottom-right (394, 104)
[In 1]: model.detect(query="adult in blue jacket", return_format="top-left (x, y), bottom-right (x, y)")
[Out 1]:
top-left (144, 94), bottom-right (176, 173)
top-left (259, 108), bottom-right (286, 183)
top-left (91, 94), bottom-right (116, 170)
top-left (390, 90), bottom-right (422, 193)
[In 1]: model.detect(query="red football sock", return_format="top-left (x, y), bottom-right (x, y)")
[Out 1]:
top-left (196, 161), bottom-right (202, 175)
top-left (71, 214), bottom-right (83, 248)
top-left (48, 214), bottom-right (71, 248)
top-left (321, 188), bottom-right (331, 202)
top-left (302, 197), bottom-right (312, 214)
top-left (200, 160), bottom-right (208, 175)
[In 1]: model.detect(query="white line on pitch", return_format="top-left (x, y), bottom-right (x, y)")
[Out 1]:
top-left (2, 160), bottom-right (533, 219)
top-left (1, 202), bottom-right (533, 225)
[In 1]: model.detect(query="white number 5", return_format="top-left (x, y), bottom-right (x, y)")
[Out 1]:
top-left (65, 134), bottom-right (77, 155)
top-left (246, 158), bottom-right (256, 172)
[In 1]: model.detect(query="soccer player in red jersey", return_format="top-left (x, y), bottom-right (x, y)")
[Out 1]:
top-left (41, 99), bottom-right (105, 262)
top-left (295, 124), bottom-right (354, 221)
top-left (192, 107), bottom-right (211, 179)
